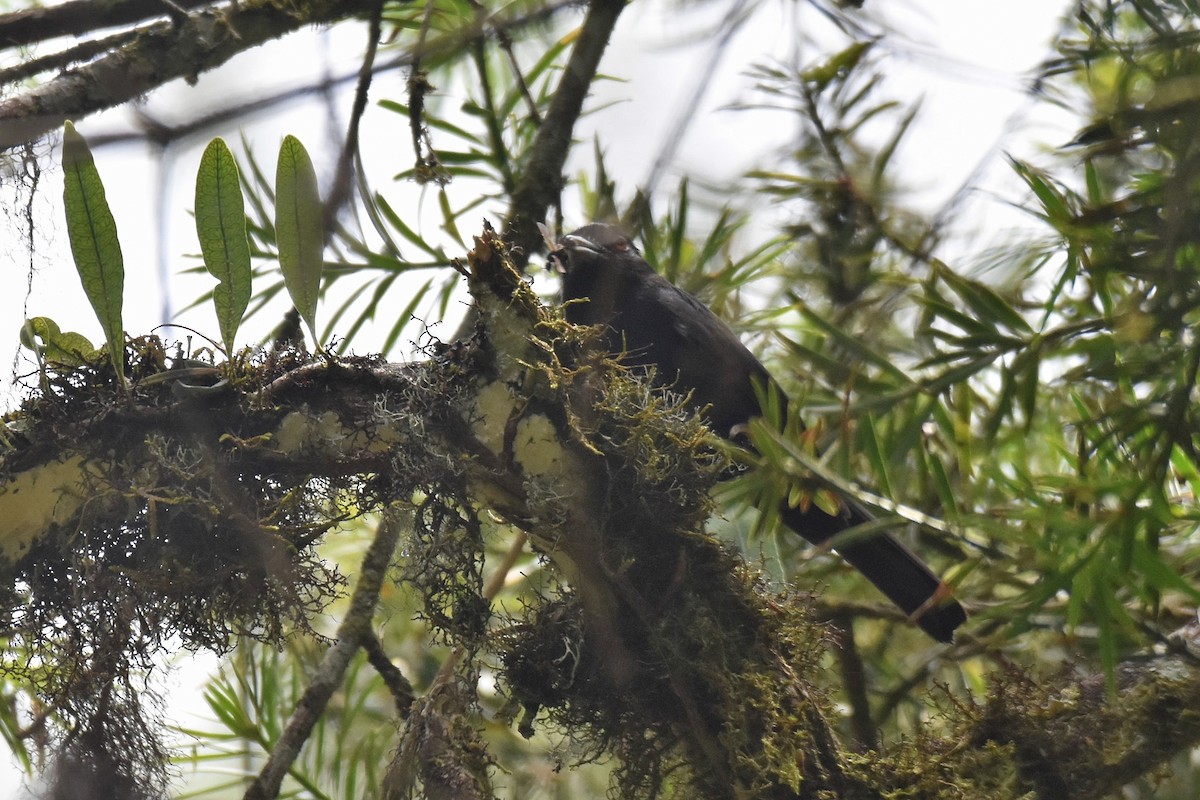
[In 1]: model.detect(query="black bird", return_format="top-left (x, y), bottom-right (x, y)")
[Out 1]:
top-left (551, 223), bottom-right (966, 642)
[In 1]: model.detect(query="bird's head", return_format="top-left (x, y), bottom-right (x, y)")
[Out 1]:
top-left (548, 223), bottom-right (642, 278)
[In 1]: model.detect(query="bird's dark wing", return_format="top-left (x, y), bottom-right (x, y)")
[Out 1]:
top-left (615, 273), bottom-right (772, 436)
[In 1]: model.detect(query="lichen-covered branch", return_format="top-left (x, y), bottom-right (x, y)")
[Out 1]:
top-left (0, 0), bottom-right (382, 151)
top-left (0, 0), bottom-right (213, 49)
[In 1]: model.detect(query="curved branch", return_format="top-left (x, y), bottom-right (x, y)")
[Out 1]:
top-left (321, 0), bottom-right (384, 240)
top-left (501, 0), bottom-right (626, 269)
top-left (0, 27), bottom-right (140, 86)
top-left (243, 511), bottom-right (404, 800)
top-left (0, 0), bottom-right (213, 48)
top-left (0, 0), bottom-right (381, 151)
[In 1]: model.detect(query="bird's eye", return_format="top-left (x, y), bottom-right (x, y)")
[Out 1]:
top-left (614, 238), bottom-right (630, 252)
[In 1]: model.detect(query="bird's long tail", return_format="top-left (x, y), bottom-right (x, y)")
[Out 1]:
top-left (778, 501), bottom-right (966, 643)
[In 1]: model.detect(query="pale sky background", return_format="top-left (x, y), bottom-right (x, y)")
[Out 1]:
top-left (1, 0), bottom-right (1076, 795)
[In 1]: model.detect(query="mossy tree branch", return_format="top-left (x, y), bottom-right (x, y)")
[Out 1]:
top-left (3, 226), bottom-right (1200, 798)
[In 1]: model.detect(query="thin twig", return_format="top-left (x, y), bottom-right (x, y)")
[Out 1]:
top-left (429, 531), bottom-right (528, 689)
top-left (406, 0), bottom-right (442, 180)
top-left (472, 30), bottom-right (516, 194)
top-left (243, 512), bottom-right (402, 800)
top-left (362, 629), bottom-right (416, 717)
top-left (484, 530), bottom-right (528, 600)
top-left (0, 26), bottom-right (140, 85)
top-left (643, 0), bottom-right (751, 198)
top-left (501, 0), bottom-right (627, 270)
top-left (828, 614), bottom-right (879, 750)
top-left (497, 27), bottom-right (541, 125)
top-left (322, 0), bottom-right (384, 240)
